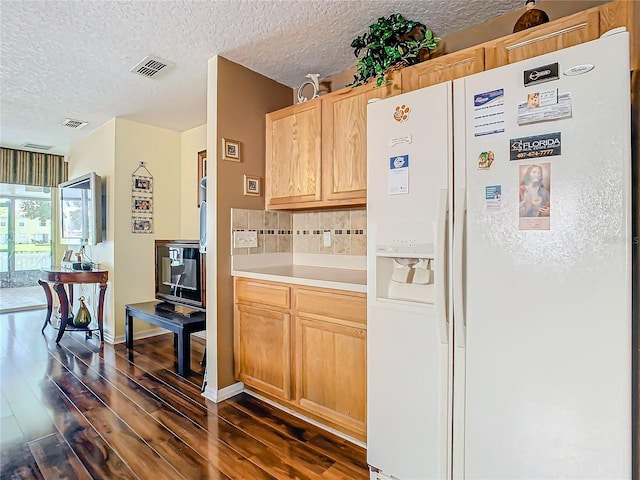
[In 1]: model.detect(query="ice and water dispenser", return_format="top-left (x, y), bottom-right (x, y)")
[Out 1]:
top-left (374, 234), bottom-right (436, 305)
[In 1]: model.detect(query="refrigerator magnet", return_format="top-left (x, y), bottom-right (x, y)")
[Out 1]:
top-left (393, 104), bottom-right (411, 123)
top-left (388, 155), bottom-right (409, 195)
top-left (518, 163), bottom-right (551, 230)
top-left (526, 89), bottom-right (558, 109)
top-left (510, 132), bottom-right (561, 161)
top-left (477, 151), bottom-right (495, 170)
top-left (485, 185), bottom-right (502, 212)
top-left (523, 62), bottom-right (559, 86)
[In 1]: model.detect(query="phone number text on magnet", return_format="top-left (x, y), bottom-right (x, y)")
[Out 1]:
top-left (513, 149), bottom-right (556, 159)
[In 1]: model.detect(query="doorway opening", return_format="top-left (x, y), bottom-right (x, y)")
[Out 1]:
top-left (0, 183), bottom-right (52, 312)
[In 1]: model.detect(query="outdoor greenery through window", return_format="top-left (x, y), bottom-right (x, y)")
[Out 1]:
top-left (0, 183), bottom-right (53, 288)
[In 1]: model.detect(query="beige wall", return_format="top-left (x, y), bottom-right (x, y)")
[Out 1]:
top-left (70, 118), bottom-right (183, 341)
top-left (112, 118), bottom-right (182, 339)
top-left (205, 55), bottom-right (292, 391)
top-left (181, 124), bottom-right (207, 239)
top-left (69, 119), bottom-right (116, 338)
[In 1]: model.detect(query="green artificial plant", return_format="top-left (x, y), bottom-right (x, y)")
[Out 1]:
top-left (349, 13), bottom-right (441, 87)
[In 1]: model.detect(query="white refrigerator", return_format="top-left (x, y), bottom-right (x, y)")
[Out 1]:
top-left (366, 30), bottom-right (632, 480)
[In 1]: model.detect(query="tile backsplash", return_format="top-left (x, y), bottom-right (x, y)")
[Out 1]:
top-left (231, 208), bottom-right (367, 256)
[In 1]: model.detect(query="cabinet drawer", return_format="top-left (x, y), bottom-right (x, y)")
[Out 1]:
top-left (235, 278), bottom-right (290, 309)
top-left (295, 288), bottom-right (366, 326)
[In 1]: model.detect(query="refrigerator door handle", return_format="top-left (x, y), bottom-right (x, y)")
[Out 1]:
top-left (436, 188), bottom-right (449, 344)
top-left (453, 187), bottom-right (466, 348)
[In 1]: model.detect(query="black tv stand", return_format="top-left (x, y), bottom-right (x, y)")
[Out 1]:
top-left (125, 301), bottom-right (206, 377)
top-left (155, 301), bottom-right (200, 318)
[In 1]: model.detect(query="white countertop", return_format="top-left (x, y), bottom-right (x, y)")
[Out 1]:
top-left (231, 264), bottom-right (367, 293)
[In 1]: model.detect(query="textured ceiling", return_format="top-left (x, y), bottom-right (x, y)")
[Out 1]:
top-left (0, 0), bottom-right (523, 155)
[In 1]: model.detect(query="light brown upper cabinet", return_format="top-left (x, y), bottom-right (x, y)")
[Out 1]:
top-left (321, 73), bottom-right (402, 204)
top-left (598, 0), bottom-right (638, 71)
top-left (402, 46), bottom-right (485, 92)
top-left (266, 73), bottom-right (401, 210)
top-left (484, 8), bottom-right (600, 69)
top-left (266, 98), bottom-right (322, 208)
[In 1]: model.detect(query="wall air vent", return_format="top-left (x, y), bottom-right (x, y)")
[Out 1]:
top-left (59, 118), bottom-right (88, 129)
top-left (21, 142), bottom-right (54, 150)
top-left (130, 55), bottom-right (175, 78)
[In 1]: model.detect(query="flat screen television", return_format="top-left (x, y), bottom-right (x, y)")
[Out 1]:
top-left (155, 240), bottom-right (206, 312)
top-left (59, 172), bottom-right (103, 245)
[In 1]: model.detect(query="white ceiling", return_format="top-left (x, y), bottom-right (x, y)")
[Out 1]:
top-left (0, 0), bottom-right (523, 155)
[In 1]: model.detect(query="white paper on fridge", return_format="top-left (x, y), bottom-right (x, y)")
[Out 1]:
top-left (473, 89), bottom-right (505, 137)
top-left (389, 155), bottom-right (409, 195)
top-left (517, 92), bottom-right (572, 125)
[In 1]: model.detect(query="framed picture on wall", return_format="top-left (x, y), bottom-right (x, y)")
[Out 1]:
top-left (222, 138), bottom-right (240, 162)
top-left (243, 175), bottom-right (261, 196)
top-left (132, 175), bottom-right (153, 193)
top-left (132, 196), bottom-right (153, 214)
top-left (132, 217), bottom-right (153, 234)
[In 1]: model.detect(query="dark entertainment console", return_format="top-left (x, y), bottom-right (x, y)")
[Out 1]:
top-left (125, 301), bottom-right (205, 377)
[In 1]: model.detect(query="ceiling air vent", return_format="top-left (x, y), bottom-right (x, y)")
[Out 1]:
top-left (60, 118), bottom-right (88, 129)
top-left (21, 142), bottom-right (54, 151)
top-left (130, 55), bottom-right (175, 78)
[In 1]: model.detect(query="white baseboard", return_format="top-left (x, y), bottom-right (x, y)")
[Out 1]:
top-left (244, 389), bottom-right (367, 449)
top-left (110, 326), bottom-right (169, 344)
top-left (202, 381), bottom-right (244, 403)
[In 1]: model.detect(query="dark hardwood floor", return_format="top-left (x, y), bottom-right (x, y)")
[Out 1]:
top-left (0, 309), bottom-right (369, 479)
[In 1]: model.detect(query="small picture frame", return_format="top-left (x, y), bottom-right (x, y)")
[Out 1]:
top-left (244, 175), bottom-right (261, 196)
top-left (132, 175), bottom-right (153, 193)
top-left (62, 249), bottom-right (73, 262)
top-left (132, 196), bottom-right (153, 213)
top-left (132, 217), bottom-right (153, 234)
top-left (222, 138), bottom-right (240, 162)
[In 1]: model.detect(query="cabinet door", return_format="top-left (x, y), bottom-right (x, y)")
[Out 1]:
top-left (294, 316), bottom-right (367, 439)
top-left (266, 98), bottom-right (322, 208)
top-left (234, 303), bottom-right (291, 400)
top-left (402, 46), bottom-right (485, 92)
top-left (293, 287), bottom-right (367, 439)
top-left (321, 73), bottom-right (402, 203)
top-left (485, 8), bottom-right (600, 69)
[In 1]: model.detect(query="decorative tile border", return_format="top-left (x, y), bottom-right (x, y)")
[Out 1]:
top-left (294, 229), bottom-right (366, 235)
top-left (231, 208), bottom-right (367, 256)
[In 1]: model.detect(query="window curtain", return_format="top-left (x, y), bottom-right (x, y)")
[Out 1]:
top-left (0, 147), bottom-right (68, 187)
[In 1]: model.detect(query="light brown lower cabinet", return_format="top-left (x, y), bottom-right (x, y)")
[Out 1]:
top-left (234, 303), bottom-right (291, 400)
top-left (233, 277), bottom-right (367, 441)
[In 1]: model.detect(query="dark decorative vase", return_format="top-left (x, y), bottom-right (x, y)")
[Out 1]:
top-left (74, 296), bottom-right (92, 328)
top-left (513, 0), bottom-right (550, 33)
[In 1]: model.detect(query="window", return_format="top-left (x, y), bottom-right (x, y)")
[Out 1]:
top-left (18, 221), bottom-right (25, 226)
top-left (39, 220), bottom-right (47, 226)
